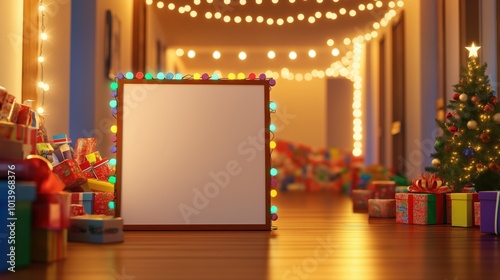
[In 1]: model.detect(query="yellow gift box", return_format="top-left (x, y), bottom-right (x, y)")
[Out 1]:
top-left (451, 193), bottom-right (477, 227)
top-left (87, 178), bottom-right (114, 192)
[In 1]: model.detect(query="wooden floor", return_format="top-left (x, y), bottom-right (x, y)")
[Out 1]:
top-left (3, 191), bottom-right (500, 280)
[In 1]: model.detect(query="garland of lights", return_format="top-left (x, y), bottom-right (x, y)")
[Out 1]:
top-left (109, 72), bottom-right (279, 225)
top-left (37, 0), bottom-right (49, 114)
top-left (146, 0), bottom-right (404, 26)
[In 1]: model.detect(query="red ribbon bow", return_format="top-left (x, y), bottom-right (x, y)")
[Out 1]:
top-left (408, 172), bottom-right (450, 194)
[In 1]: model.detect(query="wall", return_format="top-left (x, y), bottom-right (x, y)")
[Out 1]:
top-left (40, 0), bottom-right (71, 137)
top-left (481, 0), bottom-right (497, 93)
top-left (326, 78), bottom-right (353, 153)
top-left (0, 0), bottom-right (23, 100)
top-left (145, 5), bottom-right (167, 73)
top-left (94, 0), bottom-right (133, 159)
top-left (69, 0), bottom-right (133, 159)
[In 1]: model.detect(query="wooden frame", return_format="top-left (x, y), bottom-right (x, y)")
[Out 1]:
top-left (115, 79), bottom-right (271, 230)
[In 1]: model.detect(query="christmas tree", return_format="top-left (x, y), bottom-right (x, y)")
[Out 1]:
top-left (426, 43), bottom-right (500, 192)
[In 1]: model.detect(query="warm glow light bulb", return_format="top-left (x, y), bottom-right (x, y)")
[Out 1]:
top-left (228, 73), bottom-right (236, 80)
top-left (327, 39), bottom-right (334, 46)
top-left (157, 1), bottom-right (164, 8)
top-left (237, 73), bottom-right (245, 79)
top-left (38, 56), bottom-right (44, 62)
top-left (40, 33), bottom-right (48, 40)
top-left (175, 49), bottom-right (184, 56)
top-left (331, 48), bottom-right (340, 56)
top-left (38, 5), bottom-right (45, 11)
top-left (270, 141), bottom-right (276, 149)
top-left (289, 51), bottom-right (297, 60)
top-left (187, 50), bottom-right (196, 58)
top-left (213, 51), bottom-right (221, 59)
top-left (146, 0), bottom-right (153, 5)
top-left (308, 49), bottom-right (316, 58)
top-left (238, 51), bottom-right (247, 60)
top-left (270, 189), bottom-right (277, 198)
top-left (37, 107), bottom-right (45, 114)
top-left (268, 50), bottom-right (276, 59)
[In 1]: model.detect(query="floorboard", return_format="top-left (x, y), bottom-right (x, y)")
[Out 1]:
top-left (2, 191), bottom-right (499, 280)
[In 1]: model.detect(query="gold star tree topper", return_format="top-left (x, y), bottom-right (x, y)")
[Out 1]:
top-left (466, 43), bottom-right (481, 57)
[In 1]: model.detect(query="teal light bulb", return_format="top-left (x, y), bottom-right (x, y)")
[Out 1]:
top-left (270, 205), bottom-right (278, 214)
top-left (270, 168), bottom-right (278, 176)
top-left (270, 124), bottom-right (276, 132)
top-left (157, 72), bottom-right (165, 79)
top-left (109, 100), bottom-right (118, 108)
top-left (109, 158), bottom-right (117, 166)
top-left (125, 72), bottom-right (134, 79)
top-left (269, 102), bottom-right (277, 110)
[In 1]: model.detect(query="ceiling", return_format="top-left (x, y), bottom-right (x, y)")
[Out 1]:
top-left (150, 0), bottom-right (399, 71)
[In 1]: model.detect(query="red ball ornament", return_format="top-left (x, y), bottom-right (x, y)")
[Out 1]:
top-left (445, 145), bottom-right (452, 152)
top-left (476, 163), bottom-right (484, 171)
top-left (480, 132), bottom-right (491, 143)
top-left (446, 112), bottom-right (452, 119)
top-left (471, 96), bottom-right (480, 105)
top-left (484, 104), bottom-right (495, 112)
top-left (489, 96), bottom-right (498, 105)
top-left (489, 162), bottom-right (500, 173)
top-left (453, 93), bottom-right (460, 100)
top-left (449, 126), bottom-right (458, 133)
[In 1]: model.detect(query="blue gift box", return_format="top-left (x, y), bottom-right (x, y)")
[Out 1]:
top-left (0, 181), bottom-right (36, 272)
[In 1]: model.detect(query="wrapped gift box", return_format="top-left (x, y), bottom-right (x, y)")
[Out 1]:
top-left (446, 193), bottom-right (452, 224)
top-left (68, 215), bottom-right (123, 243)
top-left (474, 201), bottom-right (480, 226)
top-left (395, 186), bottom-right (409, 193)
top-left (396, 193), bottom-right (447, 224)
top-left (478, 191), bottom-right (500, 235)
top-left (32, 192), bottom-right (71, 230)
top-left (0, 181), bottom-right (36, 272)
top-left (71, 192), bottom-right (94, 214)
top-left (368, 199), bottom-right (396, 218)
top-left (0, 92), bottom-right (16, 121)
top-left (450, 193), bottom-right (478, 228)
top-left (31, 228), bottom-right (67, 262)
top-left (53, 159), bottom-right (88, 190)
top-left (71, 204), bottom-right (87, 216)
top-left (16, 103), bottom-right (32, 125)
top-left (94, 192), bottom-right (115, 216)
top-left (369, 181), bottom-right (396, 199)
top-left (0, 138), bottom-right (32, 160)
top-left (352, 189), bottom-right (374, 211)
top-left (73, 138), bottom-right (97, 164)
top-left (79, 158), bottom-right (113, 181)
top-left (0, 121), bottom-right (37, 154)
top-left (88, 178), bottom-right (114, 193)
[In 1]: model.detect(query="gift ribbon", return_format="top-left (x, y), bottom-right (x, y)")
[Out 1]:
top-left (495, 192), bottom-right (500, 235)
top-left (408, 172), bottom-right (450, 194)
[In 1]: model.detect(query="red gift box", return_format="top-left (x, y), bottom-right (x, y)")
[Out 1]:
top-left (70, 192), bottom-right (94, 214)
top-left (0, 121), bottom-right (37, 154)
top-left (474, 201), bottom-right (480, 226)
top-left (94, 192), bottom-right (115, 216)
top-left (396, 193), bottom-right (446, 224)
top-left (32, 192), bottom-right (71, 230)
top-left (53, 159), bottom-right (88, 189)
top-left (16, 104), bottom-right (32, 125)
top-left (352, 189), bottom-right (374, 211)
top-left (79, 158), bottom-right (113, 181)
top-left (73, 138), bottom-right (97, 164)
top-left (369, 181), bottom-right (396, 199)
top-left (368, 199), bottom-right (396, 218)
top-left (446, 193), bottom-right (452, 224)
top-left (0, 92), bottom-right (15, 121)
top-left (71, 204), bottom-right (86, 216)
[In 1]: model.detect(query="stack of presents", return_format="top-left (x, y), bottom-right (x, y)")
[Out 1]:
top-left (272, 139), bottom-right (358, 192)
top-left (351, 171), bottom-right (500, 236)
top-left (0, 87), bottom-right (123, 273)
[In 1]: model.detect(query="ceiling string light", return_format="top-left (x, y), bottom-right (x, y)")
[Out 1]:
top-left (146, 0), bottom-right (395, 26)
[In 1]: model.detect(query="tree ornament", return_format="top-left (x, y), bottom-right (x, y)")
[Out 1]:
top-left (489, 162), bottom-right (500, 173)
top-left (493, 113), bottom-right (500, 124)
top-left (449, 126), bottom-right (458, 133)
top-left (480, 132), bottom-right (491, 143)
top-left (483, 103), bottom-right (494, 112)
top-left (446, 112), bottom-right (452, 119)
top-left (453, 93), bottom-right (459, 100)
top-left (471, 95), bottom-right (480, 104)
top-left (434, 140), bottom-right (443, 148)
top-left (459, 93), bottom-right (468, 102)
top-left (444, 145), bottom-right (452, 152)
top-left (463, 147), bottom-right (475, 159)
top-left (466, 120), bottom-right (478, 130)
top-left (489, 96), bottom-right (498, 105)
top-left (431, 158), bottom-right (440, 166)
top-left (476, 163), bottom-right (484, 171)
